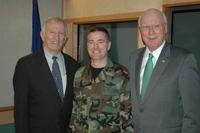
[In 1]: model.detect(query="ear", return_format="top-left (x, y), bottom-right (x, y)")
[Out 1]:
top-left (64, 36), bottom-right (68, 43)
top-left (164, 23), bottom-right (167, 34)
top-left (107, 41), bottom-right (111, 51)
top-left (40, 31), bottom-right (45, 42)
top-left (62, 37), bottom-right (68, 46)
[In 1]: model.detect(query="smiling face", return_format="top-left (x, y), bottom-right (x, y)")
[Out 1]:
top-left (87, 31), bottom-right (111, 63)
top-left (40, 20), bottom-right (67, 54)
top-left (139, 9), bottom-right (167, 52)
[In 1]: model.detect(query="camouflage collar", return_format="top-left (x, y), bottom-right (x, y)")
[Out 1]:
top-left (84, 58), bottom-right (115, 82)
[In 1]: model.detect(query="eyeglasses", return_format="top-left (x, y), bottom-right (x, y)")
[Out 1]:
top-left (140, 24), bottom-right (163, 32)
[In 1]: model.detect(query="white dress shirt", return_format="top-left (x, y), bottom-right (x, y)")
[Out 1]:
top-left (44, 48), bottom-right (67, 94)
top-left (139, 41), bottom-right (165, 93)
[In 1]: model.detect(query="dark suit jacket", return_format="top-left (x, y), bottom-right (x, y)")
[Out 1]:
top-left (130, 43), bottom-right (200, 133)
top-left (13, 49), bottom-right (79, 133)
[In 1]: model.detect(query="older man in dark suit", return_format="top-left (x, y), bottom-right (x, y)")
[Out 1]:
top-left (13, 17), bottom-right (79, 133)
top-left (130, 8), bottom-right (200, 133)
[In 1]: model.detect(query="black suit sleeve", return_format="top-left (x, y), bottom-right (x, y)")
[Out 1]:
top-left (13, 58), bottom-right (29, 133)
top-left (61, 55), bottom-right (80, 133)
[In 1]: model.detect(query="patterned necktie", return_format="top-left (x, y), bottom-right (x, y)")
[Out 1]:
top-left (140, 53), bottom-right (154, 99)
top-left (52, 56), bottom-right (64, 98)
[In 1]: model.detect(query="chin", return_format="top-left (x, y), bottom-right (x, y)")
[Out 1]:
top-left (91, 56), bottom-right (103, 60)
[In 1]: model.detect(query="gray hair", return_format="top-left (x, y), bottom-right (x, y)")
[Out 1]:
top-left (138, 8), bottom-right (167, 27)
top-left (41, 17), bottom-right (67, 36)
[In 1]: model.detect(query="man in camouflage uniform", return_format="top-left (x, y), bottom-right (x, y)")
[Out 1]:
top-left (70, 27), bottom-right (134, 133)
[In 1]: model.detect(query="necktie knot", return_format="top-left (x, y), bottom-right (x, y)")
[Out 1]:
top-left (148, 53), bottom-right (154, 61)
top-left (52, 56), bottom-right (57, 61)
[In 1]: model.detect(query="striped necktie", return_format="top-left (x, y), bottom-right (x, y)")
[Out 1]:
top-left (52, 56), bottom-right (64, 98)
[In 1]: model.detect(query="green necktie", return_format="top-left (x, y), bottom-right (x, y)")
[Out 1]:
top-left (141, 53), bottom-right (154, 99)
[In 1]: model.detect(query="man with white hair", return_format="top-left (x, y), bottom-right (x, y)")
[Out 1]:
top-left (13, 17), bottom-right (79, 133)
top-left (130, 8), bottom-right (200, 133)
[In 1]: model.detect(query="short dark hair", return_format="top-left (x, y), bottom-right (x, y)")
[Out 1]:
top-left (87, 26), bottom-right (110, 41)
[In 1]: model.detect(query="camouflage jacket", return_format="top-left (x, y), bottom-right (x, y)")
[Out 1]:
top-left (70, 58), bottom-right (134, 133)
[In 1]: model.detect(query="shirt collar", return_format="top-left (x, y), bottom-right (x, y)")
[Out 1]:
top-left (144, 41), bottom-right (165, 65)
top-left (44, 48), bottom-right (66, 75)
top-left (44, 48), bottom-right (62, 61)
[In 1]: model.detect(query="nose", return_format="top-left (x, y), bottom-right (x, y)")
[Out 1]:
top-left (55, 33), bottom-right (60, 38)
top-left (94, 42), bottom-right (99, 48)
top-left (148, 26), bottom-right (155, 34)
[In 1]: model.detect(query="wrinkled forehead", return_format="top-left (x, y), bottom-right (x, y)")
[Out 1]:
top-left (46, 20), bottom-right (64, 28)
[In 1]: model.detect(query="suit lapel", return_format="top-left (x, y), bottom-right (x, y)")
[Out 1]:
top-left (142, 43), bottom-right (170, 102)
top-left (62, 53), bottom-right (74, 99)
top-left (63, 54), bottom-right (69, 98)
top-left (134, 49), bottom-right (145, 101)
top-left (35, 49), bottom-right (54, 80)
top-left (36, 49), bottom-right (63, 101)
